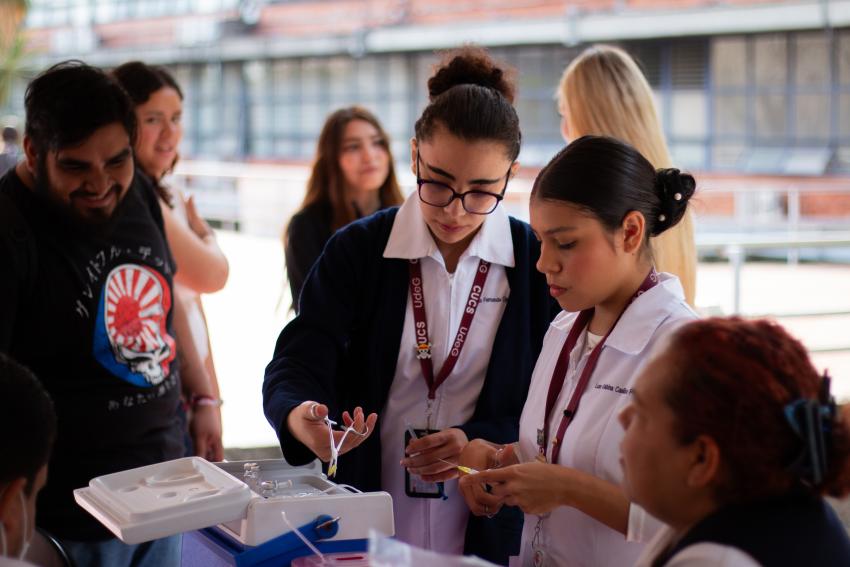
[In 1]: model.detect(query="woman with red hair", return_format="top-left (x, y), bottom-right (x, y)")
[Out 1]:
top-left (619, 317), bottom-right (850, 566)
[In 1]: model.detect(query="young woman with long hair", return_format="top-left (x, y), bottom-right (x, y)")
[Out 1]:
top-left (284, 107), bottom-right (403, 310)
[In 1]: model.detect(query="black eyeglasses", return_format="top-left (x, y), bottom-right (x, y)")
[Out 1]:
top-left (415, 149), bottom-right (512, 215)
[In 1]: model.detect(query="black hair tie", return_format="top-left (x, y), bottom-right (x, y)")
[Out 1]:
top-left (783, 372), bottom-right (837, 485)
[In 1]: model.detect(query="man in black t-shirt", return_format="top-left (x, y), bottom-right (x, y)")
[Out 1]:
top-left (0, 62), bottom-right (218, 567)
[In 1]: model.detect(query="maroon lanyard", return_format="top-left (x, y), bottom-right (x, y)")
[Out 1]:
top-left (408, 258), bottom-right (491, 400)
top-left (541, 269), bottom-right (659, 464)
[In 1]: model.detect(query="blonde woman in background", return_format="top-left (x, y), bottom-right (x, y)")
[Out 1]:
top-left (558, 44), bottom-right (697, 305)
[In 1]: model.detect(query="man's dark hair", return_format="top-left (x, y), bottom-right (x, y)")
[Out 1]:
top-left (24, 60), bottom-right (136, 157)
top-left (0, 353), bottom-right (56, 494)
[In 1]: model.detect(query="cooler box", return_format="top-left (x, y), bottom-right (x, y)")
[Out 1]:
top-left (74, 457), bottom-right (394, 566)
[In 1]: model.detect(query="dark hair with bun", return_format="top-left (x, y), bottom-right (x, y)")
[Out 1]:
top-left (415, 46), bottom-right (521, 160)
top-left (531, 135), bottom-right (694, 249)
top-left (665, 317), bottom-right (850, 502)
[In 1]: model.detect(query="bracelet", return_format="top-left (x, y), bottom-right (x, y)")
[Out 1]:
top-left (191, 394), bottom-right (223, 409)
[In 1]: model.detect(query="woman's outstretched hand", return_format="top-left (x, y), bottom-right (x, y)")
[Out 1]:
top-left (287, 400), bottom-right (377, 461)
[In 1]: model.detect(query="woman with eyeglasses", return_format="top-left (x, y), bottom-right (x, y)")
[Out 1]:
top-left (263, 46), bottom-right (556, 564)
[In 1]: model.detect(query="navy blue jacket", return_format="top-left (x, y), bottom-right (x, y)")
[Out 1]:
top-left (655, 488), bottom-right (850, 566)
top-left (263, 207), bottom-right (557, 564)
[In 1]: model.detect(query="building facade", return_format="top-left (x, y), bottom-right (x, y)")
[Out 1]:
top-left (2, 0), bottom-right (849, 176)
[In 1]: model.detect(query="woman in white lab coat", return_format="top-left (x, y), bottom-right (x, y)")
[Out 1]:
top-left (459, 135), bottom-right (698, 566)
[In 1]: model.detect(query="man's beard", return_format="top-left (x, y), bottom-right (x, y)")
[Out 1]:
top-left (33, 157), bottom-right (125, 237)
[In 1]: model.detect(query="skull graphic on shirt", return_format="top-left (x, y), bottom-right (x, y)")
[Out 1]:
top-left (98, 263), bottom-right (176, 386)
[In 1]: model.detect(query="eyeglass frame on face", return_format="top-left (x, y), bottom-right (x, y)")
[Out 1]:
top-left (415, 148), bottom-right (513, 215)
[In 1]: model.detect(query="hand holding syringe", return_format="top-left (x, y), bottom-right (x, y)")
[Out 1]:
top-left (403, 423), bottom-right (485, 480)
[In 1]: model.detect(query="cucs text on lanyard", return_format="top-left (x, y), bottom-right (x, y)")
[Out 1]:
top-left (540, 269), bottom-right (659, 464)
top-left (408, 258), bottom-right (491, 426)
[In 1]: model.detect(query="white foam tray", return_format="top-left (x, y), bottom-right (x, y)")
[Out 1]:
top-left (74, 457), bottom-right (395, 547)
top-left (74, 457), bottom-right (252, 544)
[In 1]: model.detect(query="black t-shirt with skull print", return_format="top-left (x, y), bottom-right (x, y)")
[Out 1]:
top-left (0, 167), bottom-right (184, 541)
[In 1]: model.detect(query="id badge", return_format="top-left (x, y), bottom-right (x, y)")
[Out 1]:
top-left (404, 428), bottom-right (446, 499)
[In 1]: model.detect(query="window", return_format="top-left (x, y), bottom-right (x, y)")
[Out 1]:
top-left (712, 143), bottom-right (746, 170)
top-left (839, 30), bottom-right (850, 87)
top-left (328, 57), bottom-right (354, 106)
top-left (356, 58), bottom-right (380, 102)
top-left (129, 31), bottom-right (845, 172)
top-left (510, 46), bottom-right (574, 166)
top-left (841, 94), bottom-right (850, 139)
top-left (245, 61), bottom-right (272, 157)
top-left (170, 65), bottom-right (196, 157)
top-left (795, 94), bottom-right (830, 142)
top-left (709, 31), bottom-right (847, 171)
top-left (795, 32), bottom-right (830, 87)
top-left (671, 91), bottom-right (707, 139)
top-left (754, 94), bottom-right (787, 139)
top-left (754, 34), bottom-right (787, 87)
top-left (715, 94), bottom-right (747, 138)
top-left (712, 37), bottom-right (747, 88)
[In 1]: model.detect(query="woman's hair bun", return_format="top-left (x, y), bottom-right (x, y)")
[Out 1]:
top-left (428, 46), bottom-right (516, 103)
top-left (651, 168), bottom-right (696, 236)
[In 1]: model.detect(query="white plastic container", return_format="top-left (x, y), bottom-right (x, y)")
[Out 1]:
top-left (74, 457), bottom-right (252, 544)
top-left (215, 459), bottom-right (394, 546)
top-left (74, 457), bottom-right (394, 547)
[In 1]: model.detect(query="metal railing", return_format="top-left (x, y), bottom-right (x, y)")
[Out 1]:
top-left (696, 231), bottom-right (850, 353)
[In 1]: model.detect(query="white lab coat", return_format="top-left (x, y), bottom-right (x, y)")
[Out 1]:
top-left (633, 525), bottom-right (761, 567)
top-left (381, 194), bottom-right (513, 554)
top-left (515, 273), bottom-right (698, 567)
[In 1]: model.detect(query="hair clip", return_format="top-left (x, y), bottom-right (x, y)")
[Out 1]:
top-left (783, 372), bottom-right (836, 485)
top-left (658, 214), bottom-right (667, 223)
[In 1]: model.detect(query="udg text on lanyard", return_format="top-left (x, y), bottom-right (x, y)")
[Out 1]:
top-left (408, 258), bottom-right (491, 429)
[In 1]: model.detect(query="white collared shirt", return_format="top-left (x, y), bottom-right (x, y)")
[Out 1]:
top-left (381, 193), bottom-right (514, 554)
top-left (515, 273), bottom-right (698, 567)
